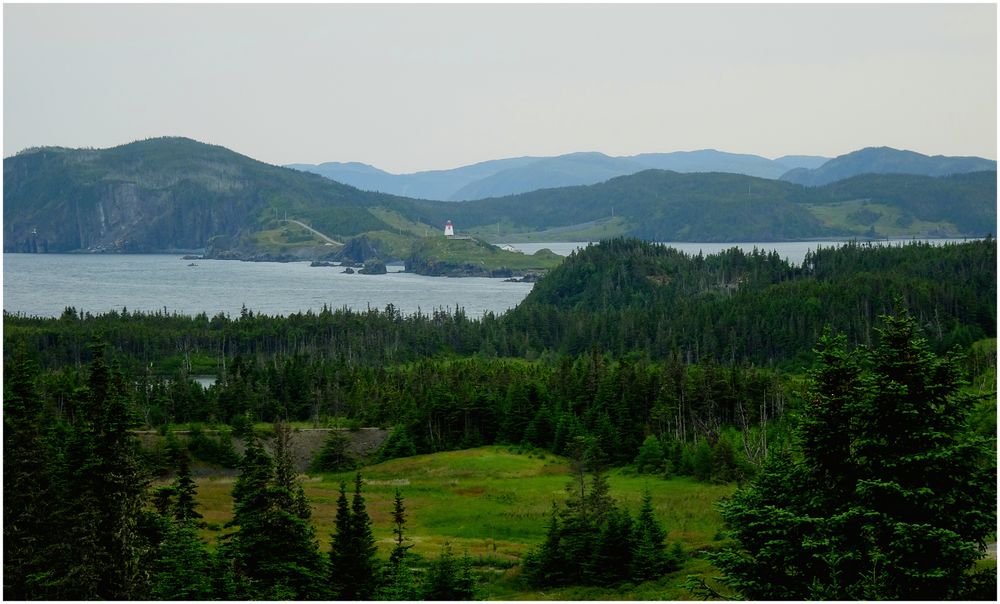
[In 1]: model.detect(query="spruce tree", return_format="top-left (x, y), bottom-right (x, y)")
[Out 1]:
top-left (39, 343), bottom-right (151, 599)
top-left (329, 473), bottom-right (379, 600)
top-left (423, 543), bottom-right (477, 600)
top-left (376, 489), bottom-right (419, 600)
top-left (224, 433), bottom-right (326, 599)
top-left (523, 502), bottom-right (565, 587)
top-left (712, 312), bottom-right (996, 599)
top-left (590, 506), bottom-right (635, 586)
top-left (150, 521), bottom-right (215, 599)
top-left (171, 452), bottom-right (202, 523)
top-left (3, 350), bottom-right (55, 599)
top-left (634, 434), bottom-right (666, 475)
top-left (631, 490), bottom-right (672, 582)
top-left (151, 451), bottom-right (214, 599)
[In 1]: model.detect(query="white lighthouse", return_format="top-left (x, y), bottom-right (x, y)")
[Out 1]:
top-left (444, 220), bottom-right (454, 237)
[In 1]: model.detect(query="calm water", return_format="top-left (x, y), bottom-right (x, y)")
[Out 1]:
top-left (3, 239), bottom-right (971, 318)
top-left (2, 255), bottom-right (532, 319)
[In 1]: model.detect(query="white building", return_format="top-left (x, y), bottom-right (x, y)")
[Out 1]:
top-left (444, 220), bottom-right (454, 236)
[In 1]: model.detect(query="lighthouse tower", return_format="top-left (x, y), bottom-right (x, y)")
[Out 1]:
top-left (444, 220), bottom-right (454, 237)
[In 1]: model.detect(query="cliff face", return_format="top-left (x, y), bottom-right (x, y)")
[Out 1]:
top-left (3, 137), bottom-right (392, 253)
top-left (5, 141), bottom-right (250, 252)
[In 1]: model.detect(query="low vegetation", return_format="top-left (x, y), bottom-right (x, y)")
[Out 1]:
top-left (405, 236), bottom-right (563, 276)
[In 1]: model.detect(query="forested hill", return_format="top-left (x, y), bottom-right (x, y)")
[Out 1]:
top-left (504, 238), bottom-right (996, 364)
top-left (3, 137), bottom-right (401, 253)
top-left (5, 138), bottom-right (995, 254)
top-left (395, 168), bottom-right (996, 241)
top-left (780, 146), bottom-right (997, 186)
top-left (398, 170), bottom-right (829, 241)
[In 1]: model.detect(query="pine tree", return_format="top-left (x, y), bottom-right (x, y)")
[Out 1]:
top-left (150, 451), bottom-right (214, 599)
top-left (423, 543), bottom-right (477, 600)
top-left (692, 438), bottom-right (713, 481)
top-left (224, 433), bottom-right (326, 599)
top-left (39, 343), bottom-right (151, 599)
top-left (709, 435), bottom-right (739, 483)
top-left (375, 489), bottom-right (419, 600)
top-left (389, 488), bottom-right (414, 566)
top-left (523, 502), bottom-right (566, 587)
top-left (589, 506), bottom-right (635, 586)
top-left (311, 429), bottom-right (356, 472)
top-left (634, 434), bottom-right (666, 475)
top-left (3, 350), bottom-right (55, 599)
top-left (711, 311), bottom-right (997, 599)
top-left (329, 473), bottom-right (380, 599)
top-left (171, 451), bottom-right (202, 523)
top-left (150, 522), bottom-right (215, 599)
top-left (631, 490), bottom-right (672, 582)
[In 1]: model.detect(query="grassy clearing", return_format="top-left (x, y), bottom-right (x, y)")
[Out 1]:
top-left (368, 207), bottom-right (438, 238)
top-left (467, 217), bottom-right (630, 243)
top-left (250, 221), bottom-right (339, 255)
top-left (410, 237), bottom-right (564, 273)
top-left (804, 200), bottom-right (961, 238)
top-left (184, 446), bottom-right (735, 599)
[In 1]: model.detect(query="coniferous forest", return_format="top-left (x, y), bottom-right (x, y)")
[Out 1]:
top-left (4, 238), bottom-right (996, 600)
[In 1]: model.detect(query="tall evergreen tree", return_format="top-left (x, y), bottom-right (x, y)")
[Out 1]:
top-left (590, 506), bottom-right (635, 585)
top-left (631, 489), bottom-right (672, 582)
top-left (376, 489), bottom-right (419, 600)
top-left (150, 521), bottom-right (216, 599)
top-left (711, 312), bottom-right (997, 599)
top-left (3, 350), bottom-right (55, 599)
top-left (150, 450), bottom-right (214, 599)
top-left (329, 473), bottom-right (380, 600)
top-left (171, 451), bottom-right (203, 523)
top-left (37, 343), bottom-right (151, 599)
top-left (423, 543), bottom-right (477, 600)
top-left (634, 434), bottom-right (667, 475)
top-left (224, 433), bottom-right (326, 599)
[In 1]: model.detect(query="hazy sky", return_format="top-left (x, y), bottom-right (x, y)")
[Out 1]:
top-left (4, 3), bottom-right (997, 173)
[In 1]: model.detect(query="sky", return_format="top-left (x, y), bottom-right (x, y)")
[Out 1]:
top-left (3, 3), bottom-right (997, 173)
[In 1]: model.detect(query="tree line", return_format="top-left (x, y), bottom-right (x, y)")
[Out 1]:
top-left (6, 239), bottom-right (993, 372)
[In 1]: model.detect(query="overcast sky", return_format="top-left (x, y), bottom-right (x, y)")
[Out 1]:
top-left (4, 3), bottom-right (996, 173)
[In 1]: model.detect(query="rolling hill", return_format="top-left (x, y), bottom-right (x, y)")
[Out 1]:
top-left (5, 138), bottom-right (994, 258)
top-left (3, 137), bottom-right (400, 254)
top-left (780, 147), bottom-right (996, 187)
top-left (394, 169), bottom-right (995, 242)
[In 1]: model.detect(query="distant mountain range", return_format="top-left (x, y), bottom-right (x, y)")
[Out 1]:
top-left (288, 150), bottom-right (831, 201)
top-left (288, 147), bottom-right (995, 201)
top-left (4, 137), bottom-right (995, 258)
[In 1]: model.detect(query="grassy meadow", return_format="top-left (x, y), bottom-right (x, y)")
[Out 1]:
top-left (185, 445), bottom-right (737, 599)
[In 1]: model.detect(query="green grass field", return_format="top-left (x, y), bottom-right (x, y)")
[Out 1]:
top-left (410, 237), bottom-right (565, 272)
top-left (804, 199), bottom-right (961, 238)
top-left (186, 446), bottom-right (736, 599)
top-left (467, 217), bottom-right (631, 243)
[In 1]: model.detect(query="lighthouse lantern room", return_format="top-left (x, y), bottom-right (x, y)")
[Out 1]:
top-left (444, 220), bottom-right (454, 237)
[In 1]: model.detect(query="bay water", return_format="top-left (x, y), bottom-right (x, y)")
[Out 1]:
top-left (2, 239), bottom-right (970, 319)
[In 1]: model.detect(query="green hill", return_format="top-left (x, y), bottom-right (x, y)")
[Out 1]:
top-left (395, 169), bottom-right (995, 242)
top-left (5, 138), bottom-right (994, 257)
top-left (3, 137), bottom-right (400, 254)
top-left (504, 237), bottom-right (996, 364)
top-left (405, 237), bottom-right (563, 277)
